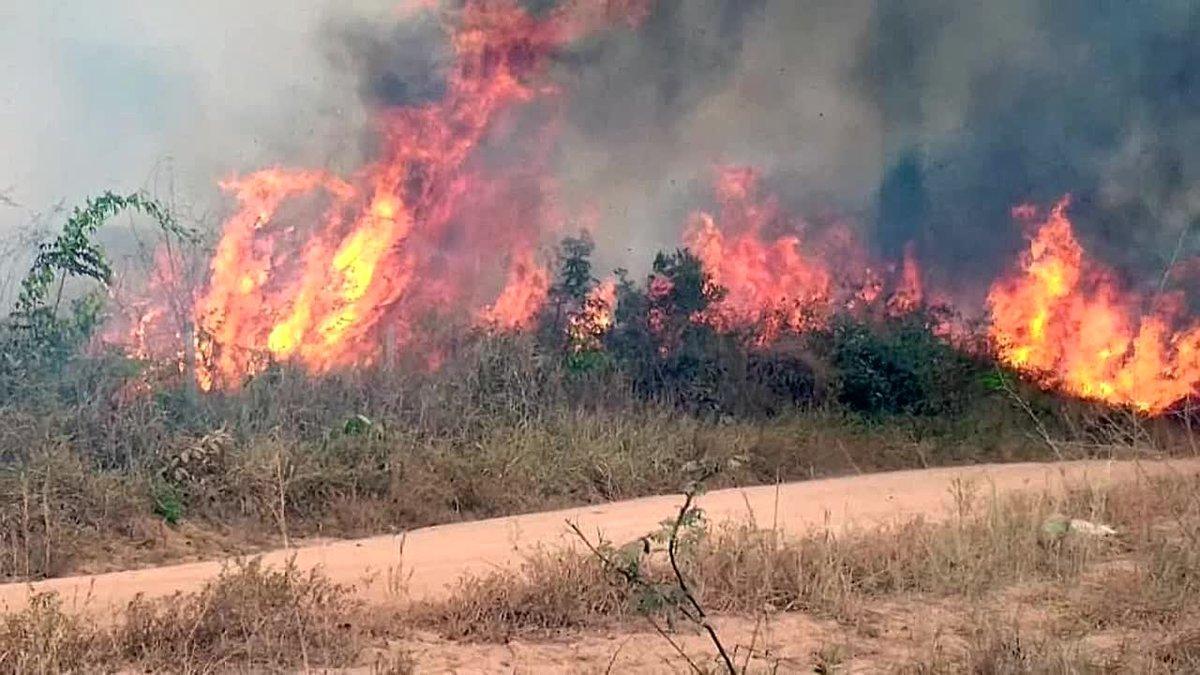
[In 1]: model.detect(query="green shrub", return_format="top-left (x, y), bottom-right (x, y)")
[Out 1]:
top-left (150, 481), bottom-right (184, 525)
top-left (828, 314), bottom-right (988, 416)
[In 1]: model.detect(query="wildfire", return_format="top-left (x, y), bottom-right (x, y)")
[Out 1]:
top-left (987, 196), bottom-right (1200, 412)
top-left (685, 166), bottom-right (922, 342)
top-left (478, 247), bottom-right (551, 331)
top-left (886, 242), bottom-right (924, 316)
top-left (685, 167), bottom-right (832, 341)
top-left (96, 245), bottom-right (195, 401)
top-left (98, 3), bottom-right (1200, 418)
top-left (101, 245), bottom-right (191, 370)
top-left (567, 277), bottom-right (617, 351)
top-left (191, 0), bottom-right (651, 390)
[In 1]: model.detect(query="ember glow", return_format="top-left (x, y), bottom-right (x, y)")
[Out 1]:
top-left (987, 197), bottom-right (1200, 413)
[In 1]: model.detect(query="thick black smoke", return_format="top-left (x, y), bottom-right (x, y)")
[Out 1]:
top-left (327, 12), bottom-right (449, 109)
top-left (331, 0), bottom-right (1199, 307)
top-left (866, 0), bottom-right (1200, 292)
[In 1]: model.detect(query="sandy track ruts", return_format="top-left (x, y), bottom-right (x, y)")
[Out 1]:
top-left (2, 459), bottom-right (1196, 617)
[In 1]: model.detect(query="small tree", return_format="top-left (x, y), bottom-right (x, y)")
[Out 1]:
top-left (553, 232), bottom-right (596, 304)
top-left (606, 249), bottom-right (731, 411)
top-left (4, 192), bottom-right (194, 369)
top-left (828, 311), bottom-right (985, 416)
top-left (537, 232), bottom-right (598, 353)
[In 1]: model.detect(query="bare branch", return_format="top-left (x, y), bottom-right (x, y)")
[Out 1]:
top-left (666, 489), bottom-right (737, 674)
top-left (995, 369), bottom-right (1064, 460)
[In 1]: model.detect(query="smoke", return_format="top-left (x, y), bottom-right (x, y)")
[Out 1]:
top-left (0, 1), bottom-right (393, 240)
top-left (540, 0), bottom-right (1200, 302)
top-left (861, 0), bottom-right (1200, 292)
top-left (3, 0), bottom-right (1197, 313)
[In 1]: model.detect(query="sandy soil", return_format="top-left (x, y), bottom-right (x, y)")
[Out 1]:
top-left (2, 458), bottom-right (1194, 623)
top-left (357, 597), bottom-right (987, 673)
top-left (361, 613), bottom-right (848, 673)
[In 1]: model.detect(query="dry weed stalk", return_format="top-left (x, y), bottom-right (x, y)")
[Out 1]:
top-left (569, 458), bottom-right (742, 674)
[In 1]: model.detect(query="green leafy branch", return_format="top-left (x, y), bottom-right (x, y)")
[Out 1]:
top-left (9, 191), bottom-right (196, 356)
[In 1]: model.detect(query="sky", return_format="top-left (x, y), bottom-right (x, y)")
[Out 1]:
top-left (0, 1), bottom-right (391, 235)
top-left (2, 0), bottom-right (1196, 305)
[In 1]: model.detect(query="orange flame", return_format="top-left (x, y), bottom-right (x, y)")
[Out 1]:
top-left (987, 196), bottom-right (1200, 412)
top-left (192, 0), bottom-right (651, 390)
top-left (478, 247), bottom-right (551, 331)
top-left (101, 246), bottom-right (191, 368)
top-left (105, 3), bottom-right (1199, 417)
top-left (886, 242), bottom-right (924, 317)
top-left (567, 277), bottom-right (617, 351)
top-left (685, 166), bottom-right (921, 342)
top-left (685, 167), bottom-right (832, 341)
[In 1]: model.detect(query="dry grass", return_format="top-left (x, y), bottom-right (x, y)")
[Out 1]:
top-left (1, 327), bottom-right (1145, 583)
top-left (116, 557), bottom-right (363, 672)
top-left (415, 480), bottom-right (1121, 639)
top-left (0, 592), bottom-right (98, 674)
top-left (2, 471), bottom-right (1198, 672)
top-left (0, 558), bottom-right (374, 674)
top-left (418, 549), bottom-right (627, 641)
top-left (0, 441), bottom-right (148, 580)
top-left (905, 622), bottom-right (1109, 674)
top-left (0, 400), bottom-right (1078, 583)
top-left (411, 471), bottom-right (1200, 672)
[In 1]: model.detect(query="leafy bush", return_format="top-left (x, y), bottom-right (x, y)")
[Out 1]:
top-left (605, 249), bottom-right (734, 412)
top-left (3, 193), bottom-right (192, 369)
top-left (827, 314), bottom-right (988, 416)
top-left (150, 481), bottom-right (184, 525)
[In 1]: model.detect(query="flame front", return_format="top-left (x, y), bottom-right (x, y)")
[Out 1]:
top-left (192, 0), bottom-right (650, 390)
top-left (988, 197), bottom-right (1200, 413)
top-left (100, 2), bottom-right (1200, 416)
top-left (685, 166), bottom-right (922, 343)
top-left (686, 167), bottom-right (833, 340)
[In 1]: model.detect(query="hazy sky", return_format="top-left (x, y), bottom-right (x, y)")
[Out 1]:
top-left (2, 0), bottom-right (1195, 300)
top-left (0, 0), bottom-right (395, 238)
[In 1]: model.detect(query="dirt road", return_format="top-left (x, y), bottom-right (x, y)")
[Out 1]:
top-left (2, 459), bottom-right (1195, 617)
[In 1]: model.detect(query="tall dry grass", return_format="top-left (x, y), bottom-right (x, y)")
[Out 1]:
top-left (1, 471), bottom-right (1197, 672)
top-left (0, 331), bottom-right (1185, 582)
top-left (414, 470), bottom-right (1200, 671)
top-left (0, 558), bottom-right (376, 675)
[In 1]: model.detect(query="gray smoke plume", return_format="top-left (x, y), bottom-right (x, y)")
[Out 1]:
top-left (543, 0), bottom-right (1200, 302)
top-left (0, 1), bottom-right (392, 286)
top-left (3, 0), bottom-right (1197, 313)
top-left (861, 0), bottom-right (1200, 293)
